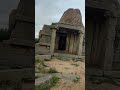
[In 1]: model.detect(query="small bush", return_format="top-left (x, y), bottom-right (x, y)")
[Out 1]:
top-left (48, 68), bottom-right (58, 73)
top-left (35, 38), bottom-right (39, 43)
top-left (71, 64), bottom-right (79, 67)
top-left (73, 76), bottom-right (80, 83)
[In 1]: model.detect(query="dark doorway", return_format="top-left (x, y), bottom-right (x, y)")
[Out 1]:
top-left (86, 7), bottom-right (106, 68)
top-left (58, 33), bottom-right (67, 50)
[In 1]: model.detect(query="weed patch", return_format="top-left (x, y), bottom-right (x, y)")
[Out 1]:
top-left (71, 64), bottom-right (79, 67)
top-left (48, 68), bottom-right (58, 73)
top-left (35, 76), bottom-right (59, 90)
top-left (73, 76), bottom-right (80, 83)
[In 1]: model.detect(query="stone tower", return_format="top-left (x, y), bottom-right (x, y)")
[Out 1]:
top-left (9, 0), bottom-right (34, 47)
top-left (0, 0), bottom-right (35, 68)
top-left (59, 8), bottom-right (83, 26)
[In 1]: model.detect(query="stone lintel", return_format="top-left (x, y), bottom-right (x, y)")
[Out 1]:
top-left (40, 33), bottom-right (51, 37)
top-left (86, 0), bottom-right (116, 12)
top-left (56, 23), bottom-right (84, 31)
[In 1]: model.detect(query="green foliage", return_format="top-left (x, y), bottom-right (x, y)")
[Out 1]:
top-left (35, 76), bottom-right (59, 90)
top-left (71, 64), bottom-right (80, 67)
top-left (73, 76), bottom-right (80, 83)
top-left (35, 38), bottom-right (39, 43)
top-left (0, 28), bottom-right (9, 41)
top-left (48, 68), bottom-right (58, 73)
top-left (35, 58), bottom-right (45, 73)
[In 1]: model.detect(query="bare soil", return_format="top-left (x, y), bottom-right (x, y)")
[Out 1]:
top-left (45, 58), bottom-right (85, 90)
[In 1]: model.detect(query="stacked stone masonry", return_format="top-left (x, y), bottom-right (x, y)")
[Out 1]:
top-left (36, 8), bottom-right (85, 56)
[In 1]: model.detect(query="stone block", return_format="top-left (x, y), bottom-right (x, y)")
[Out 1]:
top-left (35, 55), bottom-right (51, 60)
top-left (35, 43), bottom-right (50, 55)
top-left (35, 74), bottom-right (53, 86)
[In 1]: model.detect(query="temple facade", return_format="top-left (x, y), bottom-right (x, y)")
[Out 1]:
top-left (36, 8), bottom-right (85, 56)
top-left (86, 0), bottom-right (120, 77)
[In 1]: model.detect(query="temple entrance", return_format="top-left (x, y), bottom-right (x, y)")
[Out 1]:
top-left (58, 33), bottom-right (67, 50)
top-left (86, 7), bottom-right (107, 68)
top-left (55, 27), bottom-right (80, 55)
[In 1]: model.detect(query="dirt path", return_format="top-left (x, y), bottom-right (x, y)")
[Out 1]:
top-left (45, 58), bottom-right (85, 90)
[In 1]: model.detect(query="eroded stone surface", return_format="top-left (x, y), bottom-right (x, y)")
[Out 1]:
top-left (35, 55), bottom-right (52, 60)
top-left (35, 74), bottom-right (53, 85)
top-left (59, 8), bottom-right (83, 26)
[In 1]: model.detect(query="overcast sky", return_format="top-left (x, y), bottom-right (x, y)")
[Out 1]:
top-left (35, 0), bottom-right (85, 38)
top-left (0, 0), bottom-right (20, 28)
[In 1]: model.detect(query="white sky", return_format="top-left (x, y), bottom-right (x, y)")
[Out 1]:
top-left (35, 0), bottom-right (85, 38)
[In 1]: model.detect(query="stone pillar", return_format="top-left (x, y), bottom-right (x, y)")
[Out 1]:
top-left (50, 28), bottom-right (57, 54)
top-left (69, 34), bottom-right (74, 53)
top-left (103, 12), bottom-right (117, 72)
top-left (66, 33), bottom-right (70, 52)
top-left (73, 34), bottom-right (77, 54)
top-left (77, 31), bottom-right (84, 56)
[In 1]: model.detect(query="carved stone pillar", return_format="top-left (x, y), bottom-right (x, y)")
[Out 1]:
top-left (77, 30), bottom-right (84, 56)
top-left (66, 33), bottom-right (70, 52)
top-left (69, 34), bottom-right (74, 54)
top-left (50, 27), bottom-right (57, 54)
top-left (103, 11), bottom-right (117, 72)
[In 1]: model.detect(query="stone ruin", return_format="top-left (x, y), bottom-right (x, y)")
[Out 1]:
top-left (0, 0), bottom-right (34, 84)
top-left (86, 0), bottom-right (120, 77)
top-left (0, 0), bottom-right (34, 68)
top-left (36, 8), bottom-right (85, 56)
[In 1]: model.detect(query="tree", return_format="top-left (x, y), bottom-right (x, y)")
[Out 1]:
top-left (0, 28), bottom-right (9, 41)
top-left (35, 38), bottom-right (39, 43)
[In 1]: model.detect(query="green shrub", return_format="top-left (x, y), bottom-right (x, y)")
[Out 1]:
top-left (48, 68), bottom-right (58, 73)
top-left (71, 64), bottom-right (80, 67)
top-left (35, 76), bottom-right (59, 90)
top-left (73, 76), bottom-right (80, 83)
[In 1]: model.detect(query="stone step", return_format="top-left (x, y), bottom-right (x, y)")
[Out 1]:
top-left (35, 74), bottom-right (53, 86)
top-left (0, 68), bottom-right (34, 81)
top-left (52, 73), bottom-right (80, 81)
top-left (35, 55), bottom-right (52, 61)
top-left (53, 53), bottom-right (85, 61)
top-left (35, 73), bottom-right (80, 86)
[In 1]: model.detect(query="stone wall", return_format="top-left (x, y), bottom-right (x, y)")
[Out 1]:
top-left (112, 18), bottom-right (120, 70)
top-left (35, 25), bottom-right (52, 55)
top-left (0, 0), bottom-right (35, 68)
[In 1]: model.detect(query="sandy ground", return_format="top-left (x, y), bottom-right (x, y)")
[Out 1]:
top-left (45, 58), bottom-right (85, 90)
top-left (44, 58), bottom-right (120, 90)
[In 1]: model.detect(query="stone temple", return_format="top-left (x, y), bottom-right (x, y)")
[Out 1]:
top-left (0, 0), bottom-right (34, 83)
top-left (36, 8), bottom-right (85, 56)
top-left (86, 0), bottom-right (120, 77)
